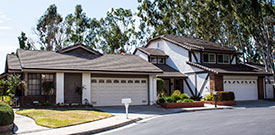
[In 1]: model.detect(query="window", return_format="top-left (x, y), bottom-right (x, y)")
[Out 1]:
top-left (217, 54), bottom-right (230, 64)
top-left (28, 73), bottom-right (55, 96)
top-left (106, 80), bottom-right (112, 83)
top-left (141, 80), bottom-right (146, 83)
top-left (114, 80), bottom-right (119, 83)
top-left (121, 80), bottom-right (126, 83)
top-left (135, 80), bottom-right (140, 83)
top-left (91, 79), bottom-right (97, 83)
top-left (203, 53), bottom-right (216, 63)
top-left (128, 80), bottom-right (133, 83)
top-left (150, 56), bottom-right (157, 64)
top-left (99, 80), bottom-right (104, 83)
top-left (158, 57), bottom-right (165, 64)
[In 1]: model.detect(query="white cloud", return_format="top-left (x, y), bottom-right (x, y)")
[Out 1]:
top-left (0, 11), bottom-right (11, 24)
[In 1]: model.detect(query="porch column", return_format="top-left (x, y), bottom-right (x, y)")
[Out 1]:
top-left (56, 72), bottom-right (64, 104)
top-left (82, 73), bottom-right (91, 104)
top-left (149, 74), bottom-right (157, 105)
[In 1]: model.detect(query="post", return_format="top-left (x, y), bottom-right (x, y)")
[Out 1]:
top-left (122, 98), bottom-right (132, 119)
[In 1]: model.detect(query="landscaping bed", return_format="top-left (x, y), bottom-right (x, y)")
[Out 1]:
top-left (159, 101), bottom-right (204, 108)
top-left (157, 90), bottom-right (204, 108)
top-left (16, 109), bottom-right (112, 128)
top-left (204, 100), bottom-right (236, 106)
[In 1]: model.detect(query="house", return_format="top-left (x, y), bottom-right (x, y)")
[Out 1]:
top-left (134, 35), bottom-right (273, 101)
top-left (4, 44), bottom-right (162, 106)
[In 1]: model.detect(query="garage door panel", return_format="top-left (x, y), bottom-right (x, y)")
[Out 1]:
top-left (91, 77), bottom-right (148, 106)
top-left (224, 79), bottom-right (258, 101)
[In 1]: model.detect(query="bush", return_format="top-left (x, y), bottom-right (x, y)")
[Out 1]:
top-left (190, 96), bottom-right (202, 101)
top-left (204, 93), bottom-right (214, 101)
top-left (216, 91), bottom-right (235, 101)
top-left (182, 99), bottom-right (194, 102)
top-left (172, 90), bottom-right (181, 96)
top-left (171, 94), bottom-right (181, 102)
top-left (0, 103), bottom-right (14, 126)
top-left (158, 97), bottom-right (166, 103)
top-left (179, 93), bottom-right (189, 100)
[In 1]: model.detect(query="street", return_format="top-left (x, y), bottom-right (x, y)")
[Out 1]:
top-left (102, 107), bottom-right (275, 135)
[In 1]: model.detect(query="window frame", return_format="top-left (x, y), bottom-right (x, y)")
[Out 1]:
top-left (28, 73), bottom-right (55, 96)
top-left (217, 54), bottom-right (230, 64)
top-left (203, 53), bottom-right (216, 63)
top-left (149, 56), bottom-right (157, 64)
top-left (157, 57), bottom-right (165, 64)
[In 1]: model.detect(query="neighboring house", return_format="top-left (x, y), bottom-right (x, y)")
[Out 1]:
top-left (3, 44), bottom-right (162, 106)
top-left (134, 35), bottom-right (273, 101)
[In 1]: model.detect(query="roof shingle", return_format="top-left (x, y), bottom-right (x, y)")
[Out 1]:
top-left (136, 47), bottom-right (167, 57)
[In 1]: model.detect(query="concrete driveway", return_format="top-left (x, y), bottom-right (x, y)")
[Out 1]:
top-left (234, 100), bottom-right (275, 108)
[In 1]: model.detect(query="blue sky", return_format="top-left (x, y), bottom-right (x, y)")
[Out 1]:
top-left (0, 0), bottom-right (139, 73)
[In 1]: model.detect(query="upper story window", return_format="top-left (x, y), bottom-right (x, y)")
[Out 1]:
top-left (150, 56), bottom-right (165, 64)
top-left (150, 56), bottom-right (157, 64)
top-left (218, 54), bottom-right (230, 64)
top-left (203, 53), bottom-right (216, 63)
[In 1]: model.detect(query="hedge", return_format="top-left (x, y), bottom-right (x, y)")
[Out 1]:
top-left (215, 91), bottom-right (235, 101)
top-left (0, 103), bottom-right (14, 126)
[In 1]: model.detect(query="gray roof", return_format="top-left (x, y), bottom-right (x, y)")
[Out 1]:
top-left (135, 47), bottom-right (167, 57)
top-left (7, 54), bottom-right (21, 71)
top-left (187, 61), bottom-right (272, 75)
top-left (148, 35), bottom-right (236, 53)
top-left (16, 49), bottom-right (162, 73)
top-left (155, 64), bottom-right (187, 78)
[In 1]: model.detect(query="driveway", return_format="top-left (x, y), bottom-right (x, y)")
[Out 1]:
top-left (101, 100), bottom-right (275, 135)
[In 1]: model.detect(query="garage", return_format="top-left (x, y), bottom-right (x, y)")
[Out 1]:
top-left (91, 77), bottom-right (148, 106)
top-left (223, 78), bottom-right (258, 101)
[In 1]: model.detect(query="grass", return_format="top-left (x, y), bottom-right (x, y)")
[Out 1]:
top-left (16, 109), bottom-right (113, 128)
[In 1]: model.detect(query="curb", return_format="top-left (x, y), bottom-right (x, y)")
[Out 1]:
top-left (72, 118), bottom-right (142, 135)
top-left (179, 107), bottom-right (234, 113)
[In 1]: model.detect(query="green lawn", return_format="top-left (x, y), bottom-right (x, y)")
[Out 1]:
top-left (16, 109), bottom-right (113, 128)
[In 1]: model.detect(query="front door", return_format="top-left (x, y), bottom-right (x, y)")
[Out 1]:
top-left (64, 73), bottom-right (82, 104)
top-left (174, 79), bottom-right (183, 93)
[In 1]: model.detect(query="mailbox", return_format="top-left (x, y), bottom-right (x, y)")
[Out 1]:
top-left (122, 98), bottom-right (132, 104)
top-left (122, 98), bottom-right (132, 119)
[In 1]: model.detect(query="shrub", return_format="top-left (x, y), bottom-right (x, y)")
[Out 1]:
top-left (157, 78), bottom-right (165, 96)
top-left (182, 99), bottom-right (194, 102)
top-left (190, 96), bottom-right (202, 101)
top-left (216, 91), bottom-right (235, 101)
top-left (172, 90), bottom-right (181, 96)
top-left (171, 94), bottom-right (181, 102)
top-left (0, 103), bottom-right (14, 126)
top-left (165, 97), bottom-right (173, 103)
top-left (179, 93), bottom-right (189, 100)
top-left (204, 93), bottom-right (214, 101)
top-left (158, 97), bottom-right (166, 103)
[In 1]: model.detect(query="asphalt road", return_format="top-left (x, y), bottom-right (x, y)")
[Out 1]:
top-left (102, 108), bottom-right (275, 135)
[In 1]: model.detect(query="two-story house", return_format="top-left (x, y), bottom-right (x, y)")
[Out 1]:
top-left (134, 35), bottom-right (272, 101)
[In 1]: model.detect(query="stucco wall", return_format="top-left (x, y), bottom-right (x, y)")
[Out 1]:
top-left (82, 73), bottom-right (91, 104)
top-left (135, 50), bottom-right (148, 61)
top-left (56, 72), bottom-right (64, 104)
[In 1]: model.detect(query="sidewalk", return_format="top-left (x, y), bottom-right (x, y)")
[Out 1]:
top-left (14, 104), bottom-right (232, 135)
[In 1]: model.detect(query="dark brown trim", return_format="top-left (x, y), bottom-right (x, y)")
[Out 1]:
top-left (185, 71), bottom-right (208, 75)
top-left (192, 52), bottom-right (198, 63)
top-left (147, 75), bottom-right (150, 105)
top-left (258, 76), bottom-right (264, 99)
top-left (189, 51), bottom-right (192, 62)
top-left (200, 51), bottom-right (203, 63)
top-left (195, 73), bottom-right (198, 96)
top-left (184, 79), bottom-right (195, 96)
top-left (198, 74), bottom-right (209, 96)
top-left (91, 74), bottom-right (148, 78)
top-left (57, 44), bottom-right (102, 55)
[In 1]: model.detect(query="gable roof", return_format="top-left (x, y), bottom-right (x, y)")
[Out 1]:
top-left (57, 44), bottom-right (102, 55)
top-left (134, 47), bottom-right (168, 57)
top-left (154, 64), bottom-right (187, 78)
top-left (14, 49), bottom-right (162, 73)
top-left (7, 54), bottom-right (22, 71)
top-left (187, 61), bottom-right (272, 75)
top-left (147, 34), bottom-right (237, 53)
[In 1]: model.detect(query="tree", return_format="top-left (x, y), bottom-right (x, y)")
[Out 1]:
top-left (64, 5), bottom-right (91, 46)
top-left (36, 4), bottom-right (65, 51)
top-left (18, 32), bottom-right (33, 50)
top-left (93, 8), bottom-right (137, 53)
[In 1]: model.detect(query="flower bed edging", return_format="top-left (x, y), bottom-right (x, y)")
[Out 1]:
top-left (204, 100), bottom-right (236, 106)
top-left (159, 101), bottom-right (204, 109)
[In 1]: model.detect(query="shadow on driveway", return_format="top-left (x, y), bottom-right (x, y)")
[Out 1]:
top-left (235, 100), bottom-right (275, 108)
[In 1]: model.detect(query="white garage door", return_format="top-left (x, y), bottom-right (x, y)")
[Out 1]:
top-left (224, 79), bottom-right (258, 101)
top-left (91, 77), bottom-right (148, 106)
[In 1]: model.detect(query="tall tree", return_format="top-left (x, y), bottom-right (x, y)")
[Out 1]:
top-left (93, 8), bottom-right (137, 53)
top-left (18, 32), bottom-right (33, 50)
top-left (64, 5), bottom-right (91, 46)
top-left (36, 4), bottom-right (64, 51)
